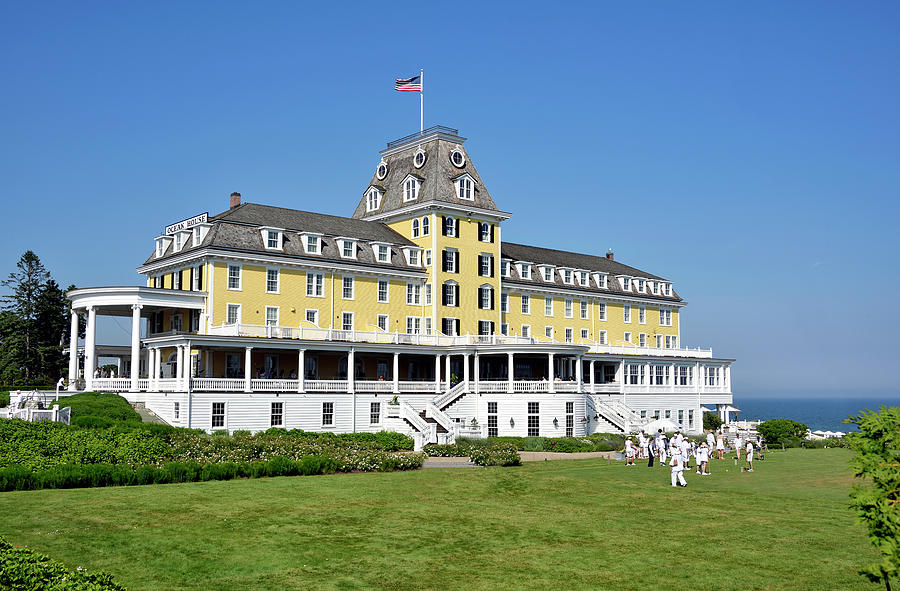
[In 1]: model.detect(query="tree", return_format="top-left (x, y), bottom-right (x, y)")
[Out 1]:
top-left (35, 279), bottom-right (70, 379)
top-left (703, 411), bottom-right (723, 432)
top-left (845, 407), bottom-right (900, 591)
top-left (756, 418), bottom-right (809, 445)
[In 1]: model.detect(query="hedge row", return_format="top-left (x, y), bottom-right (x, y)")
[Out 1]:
top-left (468, 444), bottom-right (521, 467)
top-left (0, 451), bottom-right (426, 492)
top-left (424, 435), bottom-right (625, 457)
top-left (0, 536), bottom-right (125, 590)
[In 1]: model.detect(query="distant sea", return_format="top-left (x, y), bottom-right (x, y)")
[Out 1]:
top-left (736, 396), bottom-right (900, 432)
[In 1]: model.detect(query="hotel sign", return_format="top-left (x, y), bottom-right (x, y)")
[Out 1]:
top-left (165, 213), bottom-right (208, 235)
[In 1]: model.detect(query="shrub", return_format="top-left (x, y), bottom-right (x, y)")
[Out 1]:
top-left (469, 444), bottom-right (521, 467)
top-left (0, 391), bottom-right (9, 408)
top-left (757, 418), bottom-right (809, 445)
top-left (0, 536), bottom-right (126, 590)
top-left (54, 392), bottom-right (142, 423)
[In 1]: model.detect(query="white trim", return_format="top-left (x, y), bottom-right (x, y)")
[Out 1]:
top-left (265, 267), bottom-right (280, 294)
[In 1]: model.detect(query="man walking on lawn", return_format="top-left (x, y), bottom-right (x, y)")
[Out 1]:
top-left (670, 451), bottom-right (687, 487)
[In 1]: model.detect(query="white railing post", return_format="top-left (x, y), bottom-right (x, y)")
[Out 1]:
top-left (347, 349), bottom-right (355, 394)
top-left (244, 347), bottom-right (252, 392)
top-left (434, 354), bottom-right (441, 394)
top-left (589, 360), bottom-right (595, 395)
top-left (576, 355), bottom-right (583, 393)
top-left (392, 352), bottom-right (400, 394)
top-left (507, 352), bottom-right (514, 393)
top-left (298, 348), bottom-right (305, 393)
top-left (463, 353), bottom-right (470, 393)
top-left (548, 353), bottom-right (555, 393)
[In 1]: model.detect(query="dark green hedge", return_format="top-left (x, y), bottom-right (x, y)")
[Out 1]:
top-left (54, 392), bottom-right (143, 424)
top-left (0, 536), bottom-right (125, 590)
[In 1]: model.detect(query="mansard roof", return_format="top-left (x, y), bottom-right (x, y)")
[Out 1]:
top-left (144, 203), bottom-right (423, 272)
top-left (501, 242), bottom-right (681, 302)
top-left (350, 127), bottom-right (500, 219)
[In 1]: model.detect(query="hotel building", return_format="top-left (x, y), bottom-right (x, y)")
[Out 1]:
top-left (67, 126), bottom-right (735, 446)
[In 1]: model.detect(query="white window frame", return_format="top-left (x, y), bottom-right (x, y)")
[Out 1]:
top-left (341, 312), bottom-right (354, 331)
top-left (407, 282), bottom-right (422, 305)
top-left (544, 296), bottom-right (553, 317)
top-left (519, 263), bottom-right (532, 280)
top-left (265, 268), bottom-right (280, 294)
top-left (406, 316), bottom-right (422, 334)
top-left (340, 239), bottom-right (357, 259)
top-left (403, 177), bottom-right (420, 202)
top-left (342, 276), bottom-right (354, 300)
top-left (581, 328), bottom-right (589, 340)
top-left (639, 306), bottom-right (646, 324)
top-left (624, 304), bottom-right (631, 323)
top-left (305, 309), bottom-right (319, 326)
top-left (370, 401), bottom-right (382, 425)
top-left (639, 333), bottom-right (646, 347)
top-left (377, 314), bottom-right (389, 332)
top-left (412, 218), bottom-right (420, 238)
top-left (306, 272), bottom-right (324, 297)
top-left (521, 294), bottom-right (530, 314)
top-left (501, 260), bottom-right (511, 278)
top-left (322, 401), bottom-right (334, 426)
top-left (377, 279), bottom-right (389, 303)
top-left (422, 216), bottom-right (430, 236)
top-left (265, 306), bottom-right (279, 327)
top-left (564, 298), bottom-right (573, 318)
top-left (521, 324), bottom-right (531, 338)
top-left (545, 326), bottom-right (554, 340)
top-left (598, 302), bottom-right (607, 321)
top-left (227, 265), bottom-right (242, 291)
top-left (375, 244), bottom-right (390, 264)
top-left (598, 330), bottom-right (607, 345)
top-left (564, 327), bottom-right (573, 343)
top-left (211, 402), bottom-right (226, 430)
top-left (303, 234), bottom-right (321, 255)
top-left (456, 176), bottom-right (474, 200)
top-left (624, 331), bottom-right (632, 343)
top-left (226, 303), bottom-right (241, 325)
top-left (365, 188), bottom-right (382, 212)
top-left (500, 292), bottom-right (509, 313)
top-left (424, 249), bottom-right (432, 267)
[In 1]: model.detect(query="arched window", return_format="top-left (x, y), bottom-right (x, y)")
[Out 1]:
top-left (366, 188), bottom-right (382, 212)
top-left (443, 216), bottom-right (456, 237)
top-left (422, 216), bottom-right (430, 236)
top-left (411, 218), bottom-right (420, 238)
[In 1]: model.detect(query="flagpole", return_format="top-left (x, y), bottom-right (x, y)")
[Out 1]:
top-left (420, 68), bottom-right (424, 134)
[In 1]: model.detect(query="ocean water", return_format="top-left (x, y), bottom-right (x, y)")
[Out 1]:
top-left (735, 396), bottom-right (900, 432)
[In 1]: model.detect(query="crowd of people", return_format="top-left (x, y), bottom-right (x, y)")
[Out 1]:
top-left (623, 429), bottom-right (765, 487)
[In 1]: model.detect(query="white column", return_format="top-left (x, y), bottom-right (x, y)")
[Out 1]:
top-left (175, 345), bottom-right (184, 389)
top-left (434, 354), bottom-right (441, 393)
top-left (724, 365), bottom-right (731, 391)
top-left (68, 310), bottom-right (79, 391)
top-left (298, 348), bottom-right (305, 392)
top-left (445, 354), bottom-right (451, 391)
top-left (392, 352), bottom-right (399, 394)
top-left (84, 306), bottom-right (97, 390)
top-left (244, 346), bottom-right (252, 392)
top-left (576, 355), bottom-right (583, 393)
top-left (348, 349), bottom-right (355, 394)
top-left (588, 360), bottom-right (595, 395)
top-left (147, 348), bottom-right (154, 390)
top-left (507, 352), bottom-right (514, 393)
top-left (463, 353), bottom-right (470, 393)
top-left (474, 353), bottom-right (480, 392)
top-left (130, 304), bottom-right (142, 391)
top-left (185, 341), bottom-right (192, 392)
top-left (548, 353), bottom-right (555, 393)
top-left (154, 348), bottom-right (161, 390)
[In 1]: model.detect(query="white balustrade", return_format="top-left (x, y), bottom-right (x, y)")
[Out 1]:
top-left (156, 378), bottom-right (179, 392)
top-left (397, 381), bottom-right (437, 392)
top-left (353, 380), bottom-right (394, 392)
top-left (511, 380), bottom-right (549, 393)
top-left (554, 382), bottom-right (578, 393)
top-left (304, 379), bottom-right (349, 392)
top-left (92, 378), bottom-right (131, 391)
top-left (475, 381), bottom-right (507, 393)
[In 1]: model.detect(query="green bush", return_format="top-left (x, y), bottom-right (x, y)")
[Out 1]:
top-left (0, 536), bottom-right (125, 590)
top-left (0, 391), bottom-right (9, 408)
top-left (469, 444), bottom-right (521, 467)
top-left (757, 418), bottom-right (809, 445)
top-left (54, 392), bottom-right (143, 424)
top-left (524, 437), bottom-right (545, 451)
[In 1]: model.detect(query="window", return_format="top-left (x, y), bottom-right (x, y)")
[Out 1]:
top-left (527, 402), bottom-right (540, 437)
top-left (564, 328), bottom-right (573, 342)
top-left (442, 249), bottom-right (457, 273)
top-left (370, 402), bottom-right (381, 425)
top-left (659, 309), bottom-right (673, 326)
top-left (341, 312), bottom-right (353, 331)
top-left (624, 331), bottom-right (632, 343)
top-left (639, 333), bottom-right (646, 347)
top-left (545, 326), bottom-right (553, 339)
top-left (422, 216), bottom-right (430, 235)
top-left (266, 268), bottom-right (279, 293)
top-left (322, 402), bottom-right (334, 426)
top-left (376, 244), bottom-right (390, 263)
top-left (305, 309), bottom-right (318, 325)
top-left (193, 227), bottom-right (202, 247)
top-left (544, 297), bottom-right (553, 317)
top-left (652, 281), bottom-right (660, 295)
top-left (564, 299), bottom-right (573, 318)
top-left (597, 274), bottom-right (607, 289)
top-left (443, 216), bottom-right (457, 237)
top-left (652, 365), bottom-right (671, 386)
top-left (456, 177), bottom-right (473, 199)
top-left (656, 335), bottom-right (663, 348)
top-left (521, 294), bottom-right (530, 314)
top-left (637, 279), bottom-right (645, 292)
top-left (478, 320), bottom-right (493, 336)
top-left (407, 283), bottom-right (421, 305)
top-left (306, 273), bottom-right (324, 297)
top-left (562, 269), bottom-right (573, 284)
top-left (173, 271), bottom-right (182, 290)
top-left (267, 230), bottom-right (280, 249)
top-left (212, 402), bottom-right (225, 429)
top-left (305, 235), bottom-right (320, 254)
top-left (442, 282), bottom-right (458, 307)
top-left (501, 323), bottom-right (509, 336)
top-left (598, 302), bottom-right (606, 321)
top-left (639, 306), bottom-right (646, 324)
top-left (227, 265), bottom-right (241, 290)
top-left (501, 260), bottom-right (510, 277)
top-left (664, 283), bottom-right (672, 296)
top-left (541, 266), bottom-right (553, 282)
top-left (265, 306), bottom-right (279, 326)
top-left (622, 277), bottom-right (631, 291)
top-left (425, 283), bottom-right (432, 305)
top-left (500, 293), bottom-right (509, 313)
top-left (404, 178), bottom-right (419, 202)
top-left (581, 329), bottom-right (589, 340)
top-left (406, 316), bottom-right (421, 334)
top-left (521, 325), bottom-right (531, 338)
top-left (578, 271), bottom-right (589, 286)
top-left (226, 304), bottom-right (241, 325)
top-left (479, 254), bottom-right (493, 277)
top-left (520, 264), bottom-right (532, 280)
top-left (627, 364), bottom-right (645, 385)
top-left (377, 280), bottom-right (389, 302)
top-left (688, 409), bottom-right (694, 429)
top-left (624, 305), bottom-right (631, 323)
top-left (678, 366), bottom-right (692, 386)
top-left (192, 266), bottom-right (202, 291)
top-left (671, 336), bottom-right (678, 348)
top-left (366, 188), bottom-right (382, 212)
top-left (665, 410), bottom-right (672, 419)
top-left (271, 402), bottom-right (283, 427)
top-left (377, 314), bottom-right (388, 331)
top-left (412, 218), bottom-right (420, 238)
top-left (174, 402), bottom-right (180, 419)
top-left (598, 330), bottom-right (607, 344)
top-left (488, 402), bottom-right (498, 437)
top-left (451, 149), bottom-right (466, 167)
top-left (565, 401), bottom-right (574, 437)
top-left (479, 222), bottom-right (493, 242)
top-left (342, 240), bottom-right (355, 258)
top-left (442, 318), bottom-right (459, 336)
top-left (174, 233), bottom-right (184, 251)
top-left (479, 285), bottom-right (493, 310)
top-left (342, 276), bottom-right (354, 299)
top-left (580, 300), bottom-right (588, 320)
top-left (424, 249), bottom-right (432, 267)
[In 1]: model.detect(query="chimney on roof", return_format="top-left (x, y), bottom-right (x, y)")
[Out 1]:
top-left (606, 249), bottom-right (614, 261)
top-left (230, 192), bottom-right (241, 209)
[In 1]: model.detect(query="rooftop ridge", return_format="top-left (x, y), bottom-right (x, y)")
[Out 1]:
top-left (385, 125), bottom-right (462, 149)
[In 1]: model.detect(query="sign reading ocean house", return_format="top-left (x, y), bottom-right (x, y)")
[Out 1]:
top-left (66, 126), bottom-right (735, 448)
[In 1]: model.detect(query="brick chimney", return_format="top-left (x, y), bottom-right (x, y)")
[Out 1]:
top-left (230, 192), bottom-right (242, 209)
top-left (606, 249), bottom-right (614, 261)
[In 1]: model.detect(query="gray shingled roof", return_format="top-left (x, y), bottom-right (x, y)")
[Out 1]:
top-left (350, 134), bottom-right (500, 219)
top-left (143, 203), bottom-right (421, 271)
top-left (501, 242), bottom-right (681, 302)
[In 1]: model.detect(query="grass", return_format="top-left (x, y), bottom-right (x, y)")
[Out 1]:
top-left (0, 448), bottom-right (877, 591)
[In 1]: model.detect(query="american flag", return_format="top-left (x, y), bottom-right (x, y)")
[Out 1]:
top-left (395, 76), bottom-right (422, 92)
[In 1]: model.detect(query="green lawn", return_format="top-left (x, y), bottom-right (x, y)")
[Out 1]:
top-left (0, 449), bottom-right (878, 591)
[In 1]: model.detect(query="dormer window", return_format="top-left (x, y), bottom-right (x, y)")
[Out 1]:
top-left (414, 148), bottom-right (426, 168)
top-left (403, 177), bottom-right (420, 202)
top-left (193, 227), bottom-right (202, 246)
top-left (340, 239), bottom-right (357, 259)
top-left (519, 263), bottom-right (532, 280)
top-left (501, 260), bottom-right (511, 278)
top-left (651, 281), bottom-right (660, 295)
top-left (637, 279), bottom-right (646, 293)
top-left (174, 233), bottom-right (184, 252)
top-left (664, 283), bottom-right (672, 296)
top-left (267, 231), bottom-right (279, 249)
top-left (561, 269), bottom-right (573, 284)
top-left (374, 244), bottom-right (390, 263)
top-left (403, 247), bottom-right (421, 267)
top-left (540, 266), bottom-right (554, 282)
top-left (365, 188), bottom-right (383, 212)
top-left (594, 273), bottom-right (608, 289)
top-left (300, 233), bottom-right (322, 255)
top-left (455, 176), bottom-right (473, 200)
top-left (260, 227), bottom-right (284, 250)
top-left (578, 271), bottom-right (589, 286)
top-left (621, 277), bottom-right (632, 291)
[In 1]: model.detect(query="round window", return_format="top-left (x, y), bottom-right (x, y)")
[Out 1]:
top-left (376, 161), bottom-right (388, 180)
top-left (450, 148), bottom-right (465, 167)
top-left (414, 149), bottom-right (426, 168)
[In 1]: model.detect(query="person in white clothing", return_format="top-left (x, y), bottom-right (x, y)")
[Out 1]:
top-left (716, 432), bottom-right (725, 460)
top-left (624, 438), bottom-right (636, 466)
top-left (734, 435), bottom-right (743, 460)
top-left (746, 440), bottom-right (755, 471)
top-left (670, 453), bottom-right (687, 487)
top-left (706, 431), bottom-right (716, 452)
top-left (638, 432), bottom-right (648, 460)
top-left (657, 431), bottom-right (667, 464)
top-left (680, 438), bottom-right (690, 470)
top-left (697, 443), bottom-right (710, 475)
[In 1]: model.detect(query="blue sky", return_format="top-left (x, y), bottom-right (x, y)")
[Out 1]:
top-left (1, 2), bottom-right (898, 398)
